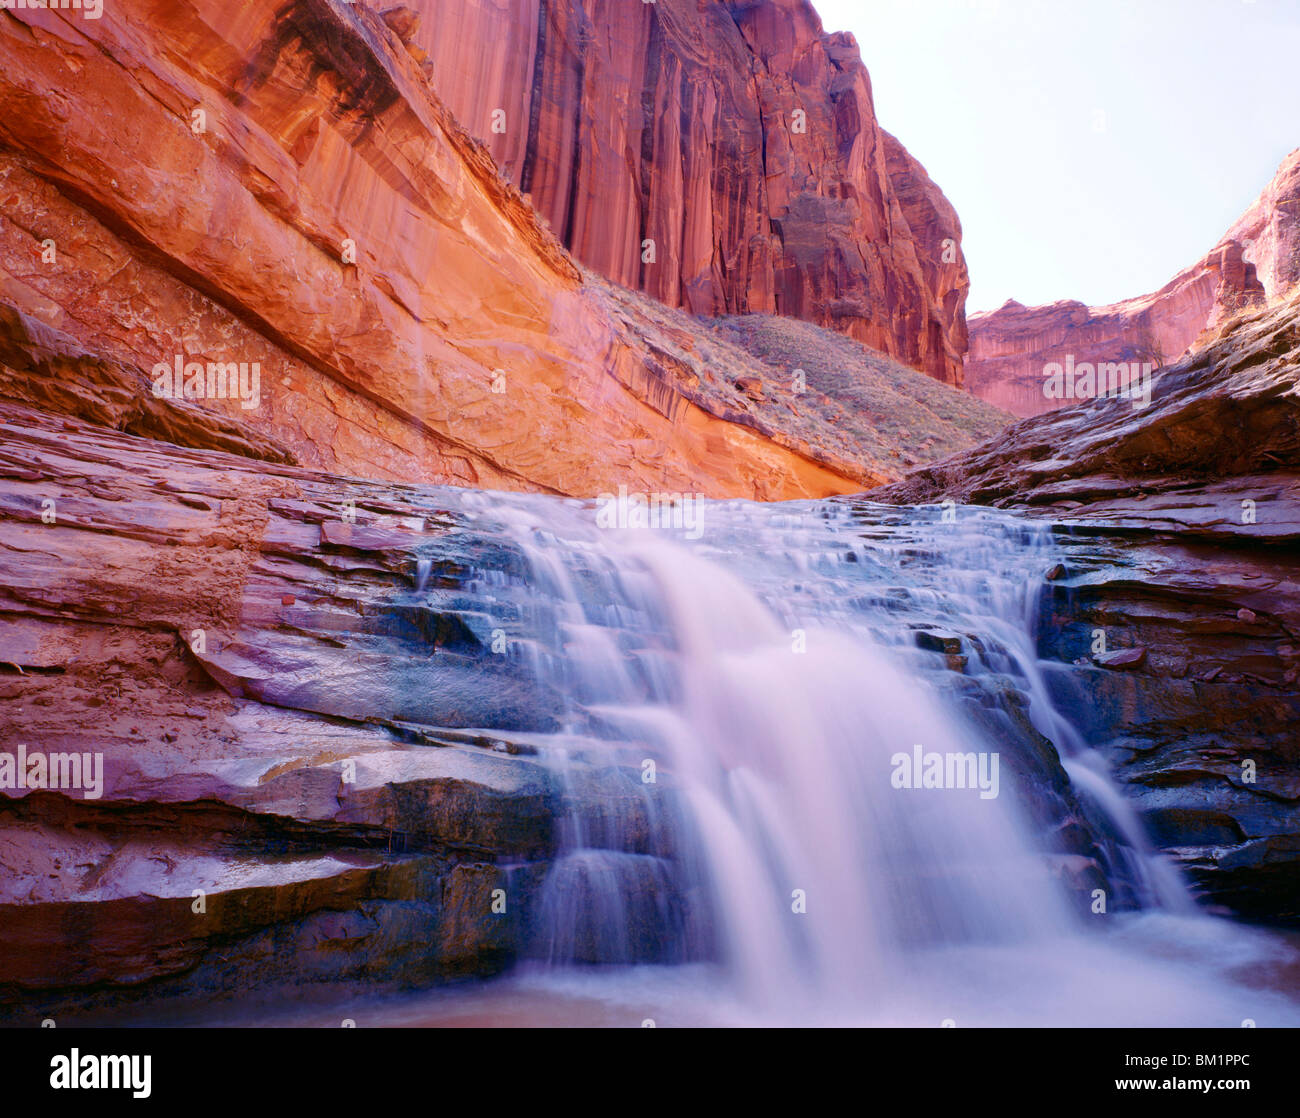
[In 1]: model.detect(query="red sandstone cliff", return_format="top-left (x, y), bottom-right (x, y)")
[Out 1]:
top-left (966, 148), bottom-right (1300, 418)
top-left (412, 0), bottom-right (970, 385)
top-left (0, 0), bottom-right (992, 500)
top-left (1222, 148), bottom-right (1300, 301)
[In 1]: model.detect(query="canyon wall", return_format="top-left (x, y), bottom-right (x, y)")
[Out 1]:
top-left (1223, 147), bottom-right (1300, 300)
top-left (966, 148), bottom-right (1300, 417)
top-left (0, 0), bottom-right (994, 500)
top-left (412, 0), bottom-right (970, 385)
top-left (0, 0), bottom-right (878, 502)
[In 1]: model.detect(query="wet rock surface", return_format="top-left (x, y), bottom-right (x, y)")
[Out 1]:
top-left (0, 400), bottom-right (1138, 1016)
top-left (873, 295), bottom-right (1300, 922)
top-left (0, 402), bottom-right (659, 1018)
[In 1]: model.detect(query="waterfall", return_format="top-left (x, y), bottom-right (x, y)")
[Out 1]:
top-left (440, 491), bottom-right (1300, 1026)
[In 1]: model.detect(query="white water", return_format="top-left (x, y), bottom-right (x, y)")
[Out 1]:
top-left (408, 492), bottom-right (1300, 1027)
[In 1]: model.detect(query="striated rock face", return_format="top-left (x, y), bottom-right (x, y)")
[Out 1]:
top-left (0, 0), bottom-right (992, 499)
top-left (873, 294), bottom-right (1300, 921)
top-left (882, 131), bottom-right (970, 378)
top-left (0, 401), bottom-right (650, 1013)
top-left (0, 0), bottom-right (947, 503)
top-left (966, 149), bottom-right (1300, 418)
top-left (1223, 148), bottom-right (1300, 302)
top-left (413, 0), bottom-right (970, 384)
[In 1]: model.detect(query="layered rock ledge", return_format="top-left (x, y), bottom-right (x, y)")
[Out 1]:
top-left (0, 401), bottom-right (645, 1018)
top-left (874, 294), bottom-right (1300, 922)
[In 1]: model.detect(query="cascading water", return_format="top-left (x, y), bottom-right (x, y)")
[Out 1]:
top-left (395, 491), bottom-right (1300, 1027)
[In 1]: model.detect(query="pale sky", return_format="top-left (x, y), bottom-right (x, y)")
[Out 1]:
top-left (812, 0), bottom-right (1300, 312)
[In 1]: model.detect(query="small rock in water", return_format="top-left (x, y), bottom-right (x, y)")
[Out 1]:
top-left (1045, 563), bottom-right (1066, 581)
top-left (1096, 647), bottom-right (1146, 669)
top-left (914, 628), bottom-right (963, 655)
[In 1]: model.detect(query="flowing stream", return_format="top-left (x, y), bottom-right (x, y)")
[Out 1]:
top-left (268, 494), bottom-right (1300, 1027)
